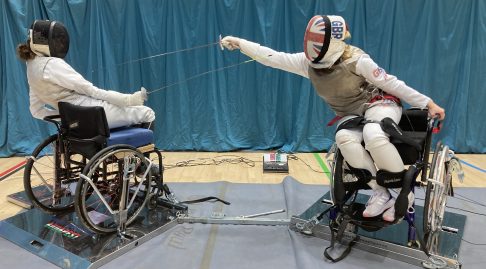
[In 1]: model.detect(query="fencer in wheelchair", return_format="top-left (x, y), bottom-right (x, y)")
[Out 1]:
top-left (318, 106), bottom-right (464, 265)
top-left (221, 15), bottom-right (462, 262)
top-left (17, 20), bottom-right (179, 234)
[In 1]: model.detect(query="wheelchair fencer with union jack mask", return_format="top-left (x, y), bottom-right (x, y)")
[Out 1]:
top-left (221, 15), bottom-right (462, 265)
top-left (313, 108), bottom-right (464, 264)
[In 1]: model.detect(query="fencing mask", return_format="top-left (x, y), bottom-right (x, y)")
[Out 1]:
top-left (29, 20), bottom-right (69, 58)
top-left (303, 15), bottom-right (349, 69)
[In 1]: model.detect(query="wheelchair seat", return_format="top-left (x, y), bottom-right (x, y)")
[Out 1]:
top-left (58, 102), bottom-right (154, 158)
top-left (107, 126), bottom-right (153, 147)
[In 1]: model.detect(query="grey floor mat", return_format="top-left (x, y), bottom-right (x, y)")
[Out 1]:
top-left (1, 176), bottom-right (485, 269)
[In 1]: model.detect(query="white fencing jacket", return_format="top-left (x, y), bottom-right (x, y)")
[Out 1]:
top-left (26, 57), bottom-right (154, 128)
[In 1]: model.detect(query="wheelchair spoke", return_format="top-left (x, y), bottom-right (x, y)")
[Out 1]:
top-left (424, 142), bottom-right (456, 245)
top-left (75, 145), bottom-right (151, 234)
top-left (24, 135), bottom-right (77, 213)
top-left (30, 163), bottom-right (54, 193)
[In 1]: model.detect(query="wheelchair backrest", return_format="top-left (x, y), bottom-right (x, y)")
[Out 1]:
top-left (397, 108), bottom-right (429, 132)
top-left (58, 102), bottom-right (110, 139)
top-left (393, 108), bottom-right (430, 165)
top-left (58, 102), bottom-right (111, 158)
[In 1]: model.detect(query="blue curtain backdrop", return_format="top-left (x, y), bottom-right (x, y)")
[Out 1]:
top-left (1, 0), bottom-right (485, 156)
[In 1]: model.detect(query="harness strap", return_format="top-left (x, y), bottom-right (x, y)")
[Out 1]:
top-left (323, 216), bottom-right (359, 262)
top-left (327, 94), bottom-right (401, 127)
top-left (369, 93), bottom-right (401, 105)
top-left (327, 115), bottom-right (343, 126)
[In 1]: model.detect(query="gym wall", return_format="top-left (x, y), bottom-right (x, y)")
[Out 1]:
top-left (1, 0), bottom-right (485, 156)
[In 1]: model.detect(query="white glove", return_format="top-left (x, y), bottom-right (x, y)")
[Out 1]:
top-left (221, 36), bottom-right (241, 51)
top-left (127, 87), bottom-right (148, 106)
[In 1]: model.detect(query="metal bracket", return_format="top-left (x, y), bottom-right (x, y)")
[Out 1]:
top-left (178, 209), bottom-right (290, 226)
top-left (179, 216), bottom-right (290, 226)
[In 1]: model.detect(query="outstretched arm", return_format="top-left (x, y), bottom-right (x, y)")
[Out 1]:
top-left (221, 36), bottom-right (310, 78)
top-left (355, 54), bottom-right (445, 120)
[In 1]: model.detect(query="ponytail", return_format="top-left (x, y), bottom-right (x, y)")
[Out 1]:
top-left (16, 42), bottom-right (36, 61)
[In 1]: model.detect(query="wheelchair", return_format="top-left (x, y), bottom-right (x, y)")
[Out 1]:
top-left (23, 102), bottom-right (168, 234)
top-left (317, 108), bottom-right (463, 264)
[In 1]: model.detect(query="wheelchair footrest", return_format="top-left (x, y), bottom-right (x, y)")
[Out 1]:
top-left (343, 203), bottom-right (391, 232)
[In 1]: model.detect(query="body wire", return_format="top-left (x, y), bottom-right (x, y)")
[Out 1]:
top-left (147, 59), bottom-right (256, 94)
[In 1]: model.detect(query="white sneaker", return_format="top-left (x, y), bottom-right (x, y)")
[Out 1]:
top-left (363, 189), bottom-right (395, 218)
top-left (383, 192), bottom-right (415, 222)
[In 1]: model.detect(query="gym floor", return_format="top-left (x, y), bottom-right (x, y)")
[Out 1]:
top-left (0, 151), bottom-right (484, 220)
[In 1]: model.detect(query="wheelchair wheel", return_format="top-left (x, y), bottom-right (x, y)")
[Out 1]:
top-left (75, 145), bottom-right (151, 234)
top-left (23, 135), bottom-right (76, 213)
top-left (423, 141), bottom-right (441, 233)
top-left (423, 141), bottom-right (452, 235)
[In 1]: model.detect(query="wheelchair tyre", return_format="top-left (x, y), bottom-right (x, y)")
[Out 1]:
top-left (423, 142), bottom-right (451, 235)
top-left (423, 141), bottom-right (441, 234)
top-left (75, 145), bottom-right (151, 234)
top-left (23, 135), bottom-right (75, 213)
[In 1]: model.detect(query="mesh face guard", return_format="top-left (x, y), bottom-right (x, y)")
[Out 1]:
top-left (29, 20), bottom-right (69, 58)
top-left (303, 15), bottom-right (348, 69)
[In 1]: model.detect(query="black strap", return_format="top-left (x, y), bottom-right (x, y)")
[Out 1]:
top-left (162, 184), bottom-right (230, 205)
top-left (316, 205), bottom-right (333, 221)
top-left (335, 116), bottom-right (365, 133)
top-left (312, 15), bottom-right (332, 64)
top-left (181, 196), bottom-right (231, 205)
top-left (48, 21), bottom-right (56, 54)
top-left (381, 117), bottom-right (422, 151)
top-left (323, 217), bottom-right (359, 262)
top-left (412, 222), bottom-right (431, 258)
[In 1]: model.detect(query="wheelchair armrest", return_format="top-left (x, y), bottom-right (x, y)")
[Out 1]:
top-left (43, 115), bottom-right (62, 132)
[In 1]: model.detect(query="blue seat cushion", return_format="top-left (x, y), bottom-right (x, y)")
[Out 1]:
top-left (107, 127), bottom-right (154, 148)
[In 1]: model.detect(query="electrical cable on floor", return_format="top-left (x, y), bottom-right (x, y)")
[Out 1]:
top-left (444, 205), bottom-right (486, 217)
top-left (287, 154), bottom-right (327, 174)
top-left (452, 192), bottom-right (486, 208)
top-left (158, 153), bottom-right (326, 174)
top-left (461, 238), bottom-right (486, 246)
top-left (163, 155), bottom-right (256, 170)
top-left (414, 194), bottom-right (486, 217)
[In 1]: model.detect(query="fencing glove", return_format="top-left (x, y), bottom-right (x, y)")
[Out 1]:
top-left (127, 87), bottom-right (148, 106)
top-left (221, 36), bottom-right (241, 50)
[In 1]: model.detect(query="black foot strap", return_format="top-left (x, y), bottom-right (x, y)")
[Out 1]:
top-left (323, 216), bottom-right (359, 262)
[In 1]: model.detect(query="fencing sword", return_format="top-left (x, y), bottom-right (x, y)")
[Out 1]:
top-left (146, 35), bottom-right (273, 95)
top-left (146, 58), bottom-right (259, 95)
top-left (90, 34), bottom-right (270, 95)
top-left (91, 38), bottom-right (221, 74)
